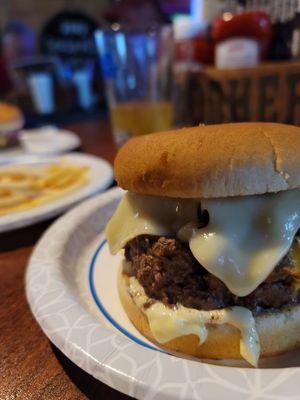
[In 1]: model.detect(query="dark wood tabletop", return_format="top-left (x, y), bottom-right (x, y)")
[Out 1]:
top-left (0, 119), bottom-right (133, 400)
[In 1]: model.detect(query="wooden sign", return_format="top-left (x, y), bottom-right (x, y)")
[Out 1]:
top-left (201, 61), bottom-right (300, 125)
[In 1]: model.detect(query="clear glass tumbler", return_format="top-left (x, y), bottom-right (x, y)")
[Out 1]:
top-left (95, 24), bottom-right (174, 146)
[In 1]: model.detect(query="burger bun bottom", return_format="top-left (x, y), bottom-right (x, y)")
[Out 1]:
top-left (119, 271), bottom-right (300, 362)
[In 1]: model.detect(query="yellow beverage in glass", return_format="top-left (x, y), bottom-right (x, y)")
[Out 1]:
top-left (110, 101), bottom-right (173, 146)
top-left (96, 25), bottom-right (174, 146)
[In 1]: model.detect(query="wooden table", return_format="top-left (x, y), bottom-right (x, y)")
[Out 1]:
top-left (0, 120), bottom-right (133, 400)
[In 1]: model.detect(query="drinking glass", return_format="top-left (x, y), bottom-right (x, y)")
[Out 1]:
top-left (95, 24), bottom-right (173, 146)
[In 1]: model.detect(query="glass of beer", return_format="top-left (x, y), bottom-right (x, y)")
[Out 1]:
top-left (95, 24), bottom-right (173, 146)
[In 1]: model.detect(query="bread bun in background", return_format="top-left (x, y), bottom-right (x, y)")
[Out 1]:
top-left (0, 102), bottom-right (24, 148)
top-left (0, 102), bottom-right (23, 132)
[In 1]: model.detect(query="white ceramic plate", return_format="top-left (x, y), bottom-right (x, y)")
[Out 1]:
top-left (26, 188), bottom-right (300, 400)
top-left (0, 153), bottom-right (113, 232)
top-left (0, 127), bottom-right (81, 161)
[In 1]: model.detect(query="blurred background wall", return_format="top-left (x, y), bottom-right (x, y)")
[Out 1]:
top-left (0, 0), bottom-right (189, 31)
top-left (0, 0), bottom-right (110, 31)
top-left (0, 0), bottom-right (299, 128)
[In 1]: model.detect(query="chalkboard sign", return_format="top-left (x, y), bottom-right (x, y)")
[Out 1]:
top-left (40, 9), bottom-right (99, 67)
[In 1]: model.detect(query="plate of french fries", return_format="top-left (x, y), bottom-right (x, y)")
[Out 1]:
top-left (0, 153), bottom-right (113, 232)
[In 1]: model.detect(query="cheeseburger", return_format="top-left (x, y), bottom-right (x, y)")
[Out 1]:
top-left (105, 122), bottom-right (300, 367)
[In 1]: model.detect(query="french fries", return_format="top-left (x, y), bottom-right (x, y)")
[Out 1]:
top-left (0, 161), bottom-right (89, 215)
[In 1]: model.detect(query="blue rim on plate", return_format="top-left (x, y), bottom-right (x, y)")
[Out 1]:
top-left (89, 239), bottom-right (161, 352)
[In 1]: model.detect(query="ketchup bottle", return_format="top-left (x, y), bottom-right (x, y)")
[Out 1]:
top-left (212, 10), bottom-right (272, 62)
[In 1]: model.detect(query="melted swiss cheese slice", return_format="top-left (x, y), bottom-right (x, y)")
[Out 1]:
top-left (106, 189), bottom-right (300, 296)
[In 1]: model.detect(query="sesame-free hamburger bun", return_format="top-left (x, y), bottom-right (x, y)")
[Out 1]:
top-left (114, 122), bottom-right (300, 198)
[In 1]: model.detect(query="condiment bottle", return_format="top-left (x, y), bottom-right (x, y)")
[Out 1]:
top-left (212, 10), bottom-right (272, 68)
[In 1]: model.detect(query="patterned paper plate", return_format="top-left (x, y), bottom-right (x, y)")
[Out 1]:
top-left (26, 187), bottom-right (300, 400)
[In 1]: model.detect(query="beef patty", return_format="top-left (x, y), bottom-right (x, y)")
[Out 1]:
top-left (124, 235), bottom-right (300, 313)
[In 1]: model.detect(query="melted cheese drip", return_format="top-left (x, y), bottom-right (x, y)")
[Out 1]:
top-left (129, 277), bottom-right (260, 367)
top-left (106, 192), bottom-right (198, 254)
top-left (106, 190), bottom-right (300, 296)
top-left (188, 190), bottom-right (300, 296)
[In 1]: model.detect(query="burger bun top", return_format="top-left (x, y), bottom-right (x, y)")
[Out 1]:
top-left (114, 122), bottom-right (300, 199)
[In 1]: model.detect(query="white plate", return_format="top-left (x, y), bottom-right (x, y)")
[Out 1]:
top-left (0, 127), bottom-right (81, 160)
top-left (26, 188), bottom-right (300, 400)
top-left (0, 153), bottom-right (113, 232)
